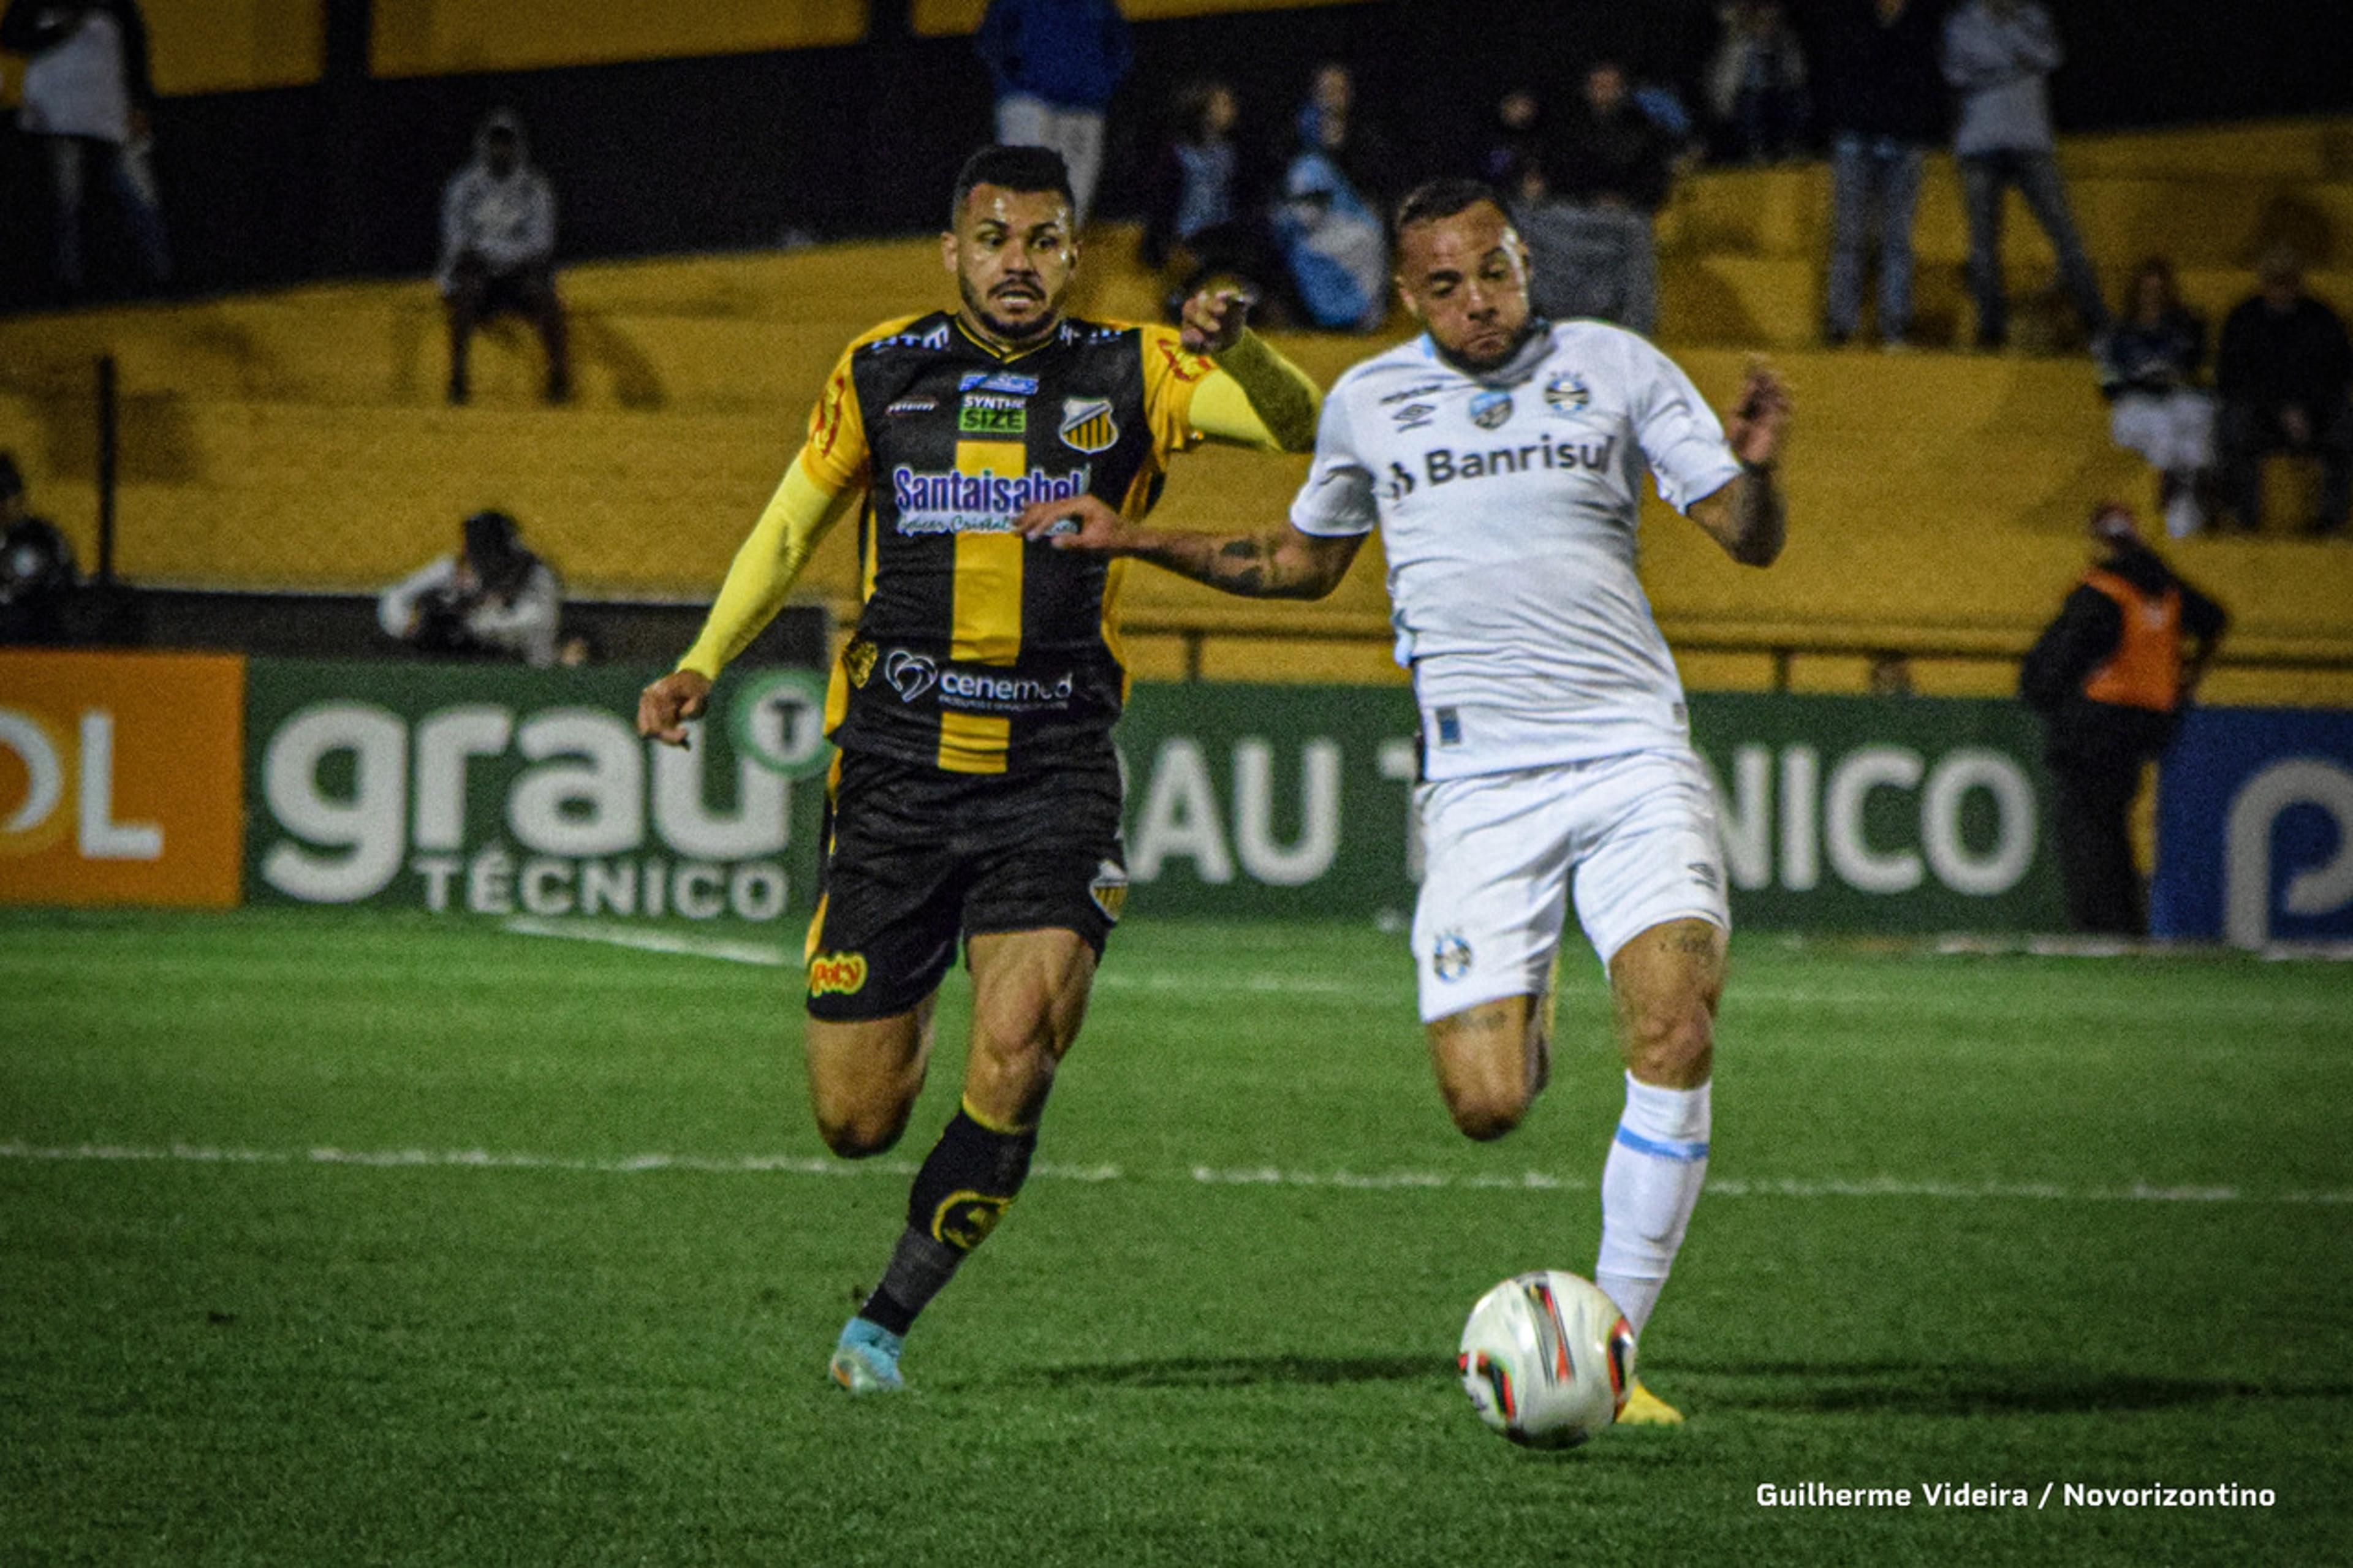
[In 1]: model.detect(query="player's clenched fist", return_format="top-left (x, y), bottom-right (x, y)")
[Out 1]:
top-left (637, 668), bottom-right (713, 746)
top-left (1178, 285), bottom-right (1256, 355)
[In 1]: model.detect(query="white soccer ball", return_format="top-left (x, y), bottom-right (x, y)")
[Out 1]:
top-left (1457, 1270), bottom-right (1636, 1449)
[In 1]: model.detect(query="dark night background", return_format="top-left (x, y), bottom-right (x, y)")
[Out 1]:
top-left (1, 0), bottom-right (2344, 309)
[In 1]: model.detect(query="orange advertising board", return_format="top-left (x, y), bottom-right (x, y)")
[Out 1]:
top-left (0, 651), bottom-right (246, 907)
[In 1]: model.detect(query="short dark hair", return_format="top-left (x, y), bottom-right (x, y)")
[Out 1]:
top-left (1395, 178), bottom-right (1509, 235)
top-left (950, 145), bottom-right (1076, 227)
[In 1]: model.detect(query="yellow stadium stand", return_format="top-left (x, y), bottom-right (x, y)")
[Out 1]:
top-left (2, 119), bottom-right (2349, 703)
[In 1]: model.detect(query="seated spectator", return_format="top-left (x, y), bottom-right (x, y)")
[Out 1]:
top-left (2098, 258), bottom-right (2216, 538)
top-left (1704, 2), bottom-right (1808, 164)
top-left (1817, 0), bottom-right (1944, 350)
top-left (0, 453), bottom-right (78, 645)
top-left (1, 0), bottom-right (170, 298)
top-left (379, 509), bottom-right (563, 666)
top-left (1140, 79), bottom-right (1276, 320)
top-left (1273, 65), bottom-right (1391, 331)
top-left (975, 0), bottom-right (1131, 225)
top-left (439, 109), bottom-right (569, 406)
top-left (1941, 0), bottom-right (2110, 351)
top-left (2215, 249), bottom-right (2353, 536)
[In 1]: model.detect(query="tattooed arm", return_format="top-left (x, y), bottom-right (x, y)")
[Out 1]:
top-left (1011, 493), bottom-right (1362, 600)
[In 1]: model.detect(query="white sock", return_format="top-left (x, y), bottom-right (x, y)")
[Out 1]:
top-left (1594, 1072), bottom-right (1710, 1339)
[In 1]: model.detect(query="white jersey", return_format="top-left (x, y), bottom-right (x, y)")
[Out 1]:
top-left (1290, 320), bottom-right (1741, 781)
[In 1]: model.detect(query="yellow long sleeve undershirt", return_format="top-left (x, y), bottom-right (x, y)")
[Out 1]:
top-left (1191, 329), bottom-right (1321, 453)
top-left (676, 456), bottom-right (853, 679)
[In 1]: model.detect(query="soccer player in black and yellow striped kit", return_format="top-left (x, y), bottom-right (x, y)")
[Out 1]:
top-left (637, 145), bottom-right (1321, 1393)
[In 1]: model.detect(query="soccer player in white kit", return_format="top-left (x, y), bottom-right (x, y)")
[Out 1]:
top-left (1015, 179), bottom-right (1791, 1422)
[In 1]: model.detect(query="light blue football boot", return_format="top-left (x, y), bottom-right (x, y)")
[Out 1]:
top-left (828, 1317), bottom-right (906, 1395)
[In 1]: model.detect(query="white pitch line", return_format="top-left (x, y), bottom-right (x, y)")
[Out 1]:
top-left (500, 917), bottom-right (1400, 998)
top-left (2, 1140), bottom-right (2345, 1205)
top-left (502, 917), bottom-right (791, 968)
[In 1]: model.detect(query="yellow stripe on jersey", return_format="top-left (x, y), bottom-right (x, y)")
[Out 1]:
top-left (936, 711), bottom-right (1012, 775)
top-left (949, 440), bottom-right (1026, 667)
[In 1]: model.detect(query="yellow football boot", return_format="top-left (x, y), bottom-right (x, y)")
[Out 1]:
top-left (1618, 1380), bottom-right (1684, 1426)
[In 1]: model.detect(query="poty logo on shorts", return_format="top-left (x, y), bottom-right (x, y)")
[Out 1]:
top-left (883, 650), bottom-right (939, 702)
top-left (808, 951), bottom-right (869, 997)
top-left (890, 463), bottom-right (1091, 535)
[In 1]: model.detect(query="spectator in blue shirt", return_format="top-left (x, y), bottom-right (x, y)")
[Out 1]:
top-left (976, 0), bottom-right (1132, 224)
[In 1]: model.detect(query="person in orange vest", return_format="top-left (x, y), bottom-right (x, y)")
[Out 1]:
top-left (2020, 502), bottom-right (2227, 934)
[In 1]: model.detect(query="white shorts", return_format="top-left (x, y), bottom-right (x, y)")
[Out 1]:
top-left (1411, 748), bottom-right (1730, 1024)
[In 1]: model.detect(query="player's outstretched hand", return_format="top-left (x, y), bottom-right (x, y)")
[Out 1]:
top-left (1724, 361), bottom-right (1792, 470)
top-left (637, 669), bottom-right (713, 748)
top-left (1179, 285), bottom-right (1257, 355)
top-left (1012, 492), bottom-right (1140, 554)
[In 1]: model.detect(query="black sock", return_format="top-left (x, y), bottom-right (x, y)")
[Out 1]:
top-left (857, 1107), bottom-right (1037, 1335)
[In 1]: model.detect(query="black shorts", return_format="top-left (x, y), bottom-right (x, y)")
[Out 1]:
top-left (805, 746), bottom-right (1127, 1021)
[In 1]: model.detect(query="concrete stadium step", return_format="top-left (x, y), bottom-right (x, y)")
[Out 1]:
top-left (1663, 162), bottom-right (2353, 271)
top-left (1664, 255), bottom-right (2353, 349)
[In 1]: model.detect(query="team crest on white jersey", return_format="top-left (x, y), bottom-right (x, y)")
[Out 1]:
top-left (1544, 372), bottom-right (1592, 414)
top-left (1060, 397), bottom-right (1120, 453)
top-left (1469, 390), bottom-right (1514, 430)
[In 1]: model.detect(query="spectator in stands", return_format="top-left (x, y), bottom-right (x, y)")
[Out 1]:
top-left (1140, 79), bottom-right (1275, 320)
top-left (1, 0), bottom-right (170, 297)
top-left (2098, 257), bottom-right (2216, 538)
top-left (0, 452), bottom-right (78, 645)
top-left (1940, 0), bottom-right (2109, 352)
top-left (1817, 0), bottom-right (1944, 350)
top-left (1703, 2), bottom-right (1808, 164)
top-left (2214, 248), bottom-right (2353, 536)
top-left (974, 0), bottom-right (1131, 225)
top-left (1555, 61), bottom-right (1675, 216)
top-left (379, 509), bottom-right (563, 667)
top-left (439, 108), bottom-right (570, 406)
top-left (1480, 88), bottom-right (1545, 205)
top-left (1273, 64), bottom-right (1391, 331)
top-left (1517, 62), bottom-right (1673, 336)
top-left (2020, 502), bottom-right (2226, 936)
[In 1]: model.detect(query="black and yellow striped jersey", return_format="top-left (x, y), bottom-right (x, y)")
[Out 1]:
top-left (805, 310), bottom-right (1219, 775)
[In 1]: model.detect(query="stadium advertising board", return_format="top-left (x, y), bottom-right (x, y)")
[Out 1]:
top-left (2151, 706), bottom-right (2353, 945)
top-left (1114, 686), bottom-right (2064, 931)
top-left (243, 661), bottom-right (829, 922)
top-left (0, 650), bottom-right (246, 907)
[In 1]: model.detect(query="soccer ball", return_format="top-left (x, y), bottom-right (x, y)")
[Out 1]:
top-left (1457, 1270), bottom-right (1636, 1449)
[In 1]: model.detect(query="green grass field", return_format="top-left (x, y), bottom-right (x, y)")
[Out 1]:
top-left (5, 907), bottom-right (2350, 1566)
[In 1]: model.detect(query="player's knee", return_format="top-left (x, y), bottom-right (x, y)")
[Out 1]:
top-left (816, 1113), bottom-right (904, 1160)
top-left (969, 1019), bottom-right (1059, 1113)
top-left (1623, 1000), bottom-right (1714, 1087)
top-left (1442, 1080), bottom-right (1531, 1142)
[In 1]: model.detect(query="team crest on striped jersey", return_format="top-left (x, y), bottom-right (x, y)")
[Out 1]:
top-left (1059, 397), bottom-right (1120, 454)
